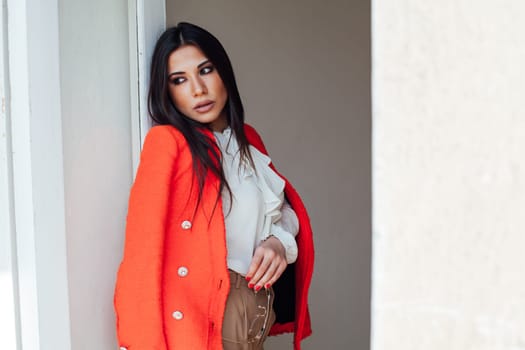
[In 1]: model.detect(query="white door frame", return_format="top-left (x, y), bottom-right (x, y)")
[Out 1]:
top-left (128, 0), bottom-right (166, 174)
top-left (1, 0), bottom-right (72, 349)
top-left (1, 1), bottom-right (167, 348)
top-left (0, 1), bottom-right (19, 348)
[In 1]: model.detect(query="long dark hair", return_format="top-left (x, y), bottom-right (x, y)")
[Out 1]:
top-left (148, 22), bottom-right (254, 216)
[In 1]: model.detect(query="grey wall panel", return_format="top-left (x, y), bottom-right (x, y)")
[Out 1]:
top-left (166, 1), bottom-right (372, 348)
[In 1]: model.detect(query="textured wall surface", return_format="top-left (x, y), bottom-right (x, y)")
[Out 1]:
top-left (372, 1), bottom-right (525, 349)
top-left (167, 1), bottom-right (371, 348)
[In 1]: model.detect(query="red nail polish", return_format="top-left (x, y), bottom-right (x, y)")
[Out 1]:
top-left (265, 283), bottom-right (271, 289)
top-left (245, 276), bottom-right (251, 282)
top-left (254, 285), bottom-right (261, 292)
top-left (248, 283), bottom-right (254, 289)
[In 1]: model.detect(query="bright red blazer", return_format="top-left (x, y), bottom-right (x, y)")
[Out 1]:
top-left (114, 124), bottom-right (314, 349)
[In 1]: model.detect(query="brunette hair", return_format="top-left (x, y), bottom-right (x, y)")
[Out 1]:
top-left (148, 22), bottom-right (254, 217)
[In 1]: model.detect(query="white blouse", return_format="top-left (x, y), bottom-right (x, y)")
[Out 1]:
top-left (213, 126), bottom-right (299, 275)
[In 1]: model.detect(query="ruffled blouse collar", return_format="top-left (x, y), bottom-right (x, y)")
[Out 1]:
top-left (213, 126), bottom-right (285, 226)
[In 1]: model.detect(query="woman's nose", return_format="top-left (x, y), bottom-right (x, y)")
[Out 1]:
top-left (192, 77), bottom-right (207, 97)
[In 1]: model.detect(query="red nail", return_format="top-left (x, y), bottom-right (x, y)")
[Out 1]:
top-left (254, 285), bottom-right (261, 292)
top-left (248, 283), bottom-right (254, 289)
top-left (265, 283), bottom-right (271, 289)
top-left (245, 276), bottom-right (251, 282)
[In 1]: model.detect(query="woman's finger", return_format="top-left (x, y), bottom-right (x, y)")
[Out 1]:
top-left (245, 248), bottom-right (264, 282)
top-left (253, 259), bottom-right (280, 290)
top-left (246, 236), bottom-right (288, 289)
top-left (247, 247), bottom-right (275, 289)
top-left (264, 261), bottom-right (287, 289)
top-left (254, 258), bottom-right (287, 291)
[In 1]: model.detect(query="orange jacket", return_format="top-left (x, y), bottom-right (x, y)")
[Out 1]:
top-left (114, 124), bottom-right (314, 349)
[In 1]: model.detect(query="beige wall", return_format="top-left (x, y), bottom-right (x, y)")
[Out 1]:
top-left (58, 0), bottom-right (132, 348)
top-left (372, 1), bottom-right (525, 349)
top-left (167, 1), bottom-right (372, 349)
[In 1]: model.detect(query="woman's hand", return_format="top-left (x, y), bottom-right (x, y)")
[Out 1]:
top-left (245, 236), bottom-right (287, 291)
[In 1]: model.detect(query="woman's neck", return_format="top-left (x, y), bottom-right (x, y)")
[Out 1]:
top-left (209, 113), bottom-right (228, 132)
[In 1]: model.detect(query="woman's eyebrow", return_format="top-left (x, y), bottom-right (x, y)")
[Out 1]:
top-left (168, 59), bottom-right (210, 77)
top-left (197, 59), bottom-right (210, 68)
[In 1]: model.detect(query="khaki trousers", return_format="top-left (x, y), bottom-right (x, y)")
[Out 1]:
top-left (222, 270), bottom-right (276, 350)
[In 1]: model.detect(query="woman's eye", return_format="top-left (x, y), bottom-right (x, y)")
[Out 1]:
top-left (170, 77), bottom-right (185, 85)
top-left (201, 66), bottom-right (214, 75)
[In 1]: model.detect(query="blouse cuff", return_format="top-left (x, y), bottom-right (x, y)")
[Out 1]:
top-left (270, 223), bottom-right (298, 264)
top-left (270, 202), bottom-right (299, 264)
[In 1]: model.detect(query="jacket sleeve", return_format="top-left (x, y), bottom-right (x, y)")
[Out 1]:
top-left (113, 126), bottom-right (178, 350)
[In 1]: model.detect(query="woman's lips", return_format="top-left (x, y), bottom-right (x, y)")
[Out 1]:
top-left (194, 101), bottom-right (215, 113)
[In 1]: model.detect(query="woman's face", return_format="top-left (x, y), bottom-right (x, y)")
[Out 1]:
top-left (167, 44), bottom-right (228, 131)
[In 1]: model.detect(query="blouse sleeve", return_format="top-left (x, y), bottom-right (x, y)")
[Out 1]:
top-left (270, 200), bottom-right (299, 264)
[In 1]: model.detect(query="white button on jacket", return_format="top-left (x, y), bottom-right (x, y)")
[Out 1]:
top-left (177, 266), bottom-right (188, 277)
top-left (172, 310), bottom-right (184, 320)
top-left (181, 220), bottom-right (192, 230)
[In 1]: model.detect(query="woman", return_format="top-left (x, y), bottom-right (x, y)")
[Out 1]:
top-left (114, 22), bottom-right (314, 350)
